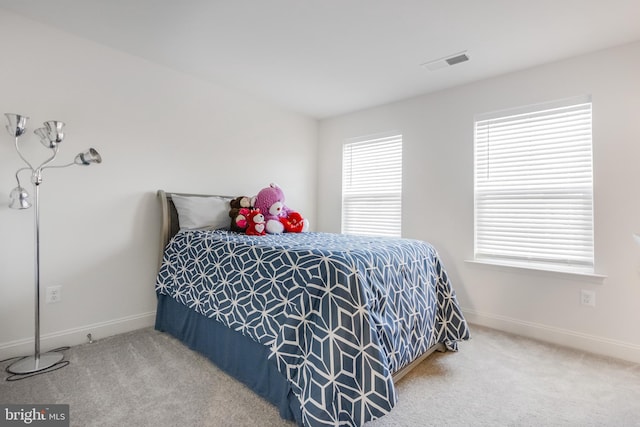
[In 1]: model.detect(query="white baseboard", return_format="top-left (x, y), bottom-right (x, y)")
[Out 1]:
top-left (4, 309), bottom-right (638, 365)
top-left (463, 308), bottom-right (640, 364)
top-left (0, 311), bottom-right (156, 361)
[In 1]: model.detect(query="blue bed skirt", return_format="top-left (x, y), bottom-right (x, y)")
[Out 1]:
top-left (155, 294), bottom-right (302, 425)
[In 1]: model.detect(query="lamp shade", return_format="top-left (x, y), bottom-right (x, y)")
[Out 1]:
top-left (74, 148), bottom-right (102, 165)
top-left (9, 186), bottom-right (31, 209)
top-left (5, 113), bottom-right (29, 137)
top-left (34, 127), bottom-right (55, 148)
top-left (43, 121), bottom-right (65, 145)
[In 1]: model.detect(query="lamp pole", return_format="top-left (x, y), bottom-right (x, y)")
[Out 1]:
top-left (33, 175), bottom-right (43, 364)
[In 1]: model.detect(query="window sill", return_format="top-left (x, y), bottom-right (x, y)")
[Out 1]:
top-left (465, 259), bottom-right (607, 283)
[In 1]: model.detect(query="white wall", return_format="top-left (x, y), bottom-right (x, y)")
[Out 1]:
top-left (0, 11), bottom-right (317, 358)
top-left (318, 41), bottom-right (640, 363)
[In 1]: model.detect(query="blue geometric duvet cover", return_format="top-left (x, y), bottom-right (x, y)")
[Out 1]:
top-left (156, 230), bottom-right (469, 427)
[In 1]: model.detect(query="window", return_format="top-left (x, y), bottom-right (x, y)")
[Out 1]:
top-left (342, 133), bottom-right (402, 237)
top-left (474, 96), bottom-right (594, 273)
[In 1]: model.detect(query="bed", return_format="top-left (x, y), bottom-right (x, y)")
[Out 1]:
top-left (154, 190), bottom-right (469, 427)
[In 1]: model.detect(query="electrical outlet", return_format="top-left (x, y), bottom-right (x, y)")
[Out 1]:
top-left (46, 285), bottom-right (62, 304)
top-left (580, 289), bottom-right (595, 307)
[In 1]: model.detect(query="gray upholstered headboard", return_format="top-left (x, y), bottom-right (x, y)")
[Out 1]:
top-left (157, 190), bottom-right (233, 268)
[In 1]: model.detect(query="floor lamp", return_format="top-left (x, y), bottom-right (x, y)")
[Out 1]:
top-left (5, 113), bottom-right (102, 375)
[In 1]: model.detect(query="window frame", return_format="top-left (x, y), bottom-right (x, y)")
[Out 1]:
top-left (473, 96), bottom-right (595, 275)
top-left (342, 131), bottom-right (403, 237)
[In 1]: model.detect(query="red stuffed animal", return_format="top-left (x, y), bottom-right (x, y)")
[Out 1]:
top-left (280, 211), bottom-right (305, 233)
top-left (245, 209), bottom-right (266, 236)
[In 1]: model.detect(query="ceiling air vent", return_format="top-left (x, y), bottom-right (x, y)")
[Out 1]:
top-left (421, 51), bottom-right (469, 71)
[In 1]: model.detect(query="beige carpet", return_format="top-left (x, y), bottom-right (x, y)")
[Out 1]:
top-left (1, 325), bottom-right (639, 426)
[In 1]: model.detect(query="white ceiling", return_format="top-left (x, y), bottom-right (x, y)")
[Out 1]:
top-left (2, 1), bottom-right (640, 119)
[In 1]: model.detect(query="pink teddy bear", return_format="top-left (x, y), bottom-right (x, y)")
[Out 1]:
top-left (252, 183), bottom-right (309, 234)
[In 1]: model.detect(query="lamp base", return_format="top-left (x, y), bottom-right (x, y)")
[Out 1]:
top-left (6, 351), bottom-right (64, 374)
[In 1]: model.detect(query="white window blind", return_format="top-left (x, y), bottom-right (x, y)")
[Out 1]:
top-left (474, 96), bottom-right (594, 273)
top-left (342, 133), bottom-right (402, 237)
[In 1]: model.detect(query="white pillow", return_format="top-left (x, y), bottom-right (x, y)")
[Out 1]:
top-left (171, 195), bottom-right (230, 230)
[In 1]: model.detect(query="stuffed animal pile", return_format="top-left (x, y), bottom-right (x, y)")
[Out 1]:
top-left (227, 183), bottom-right (308, 235)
